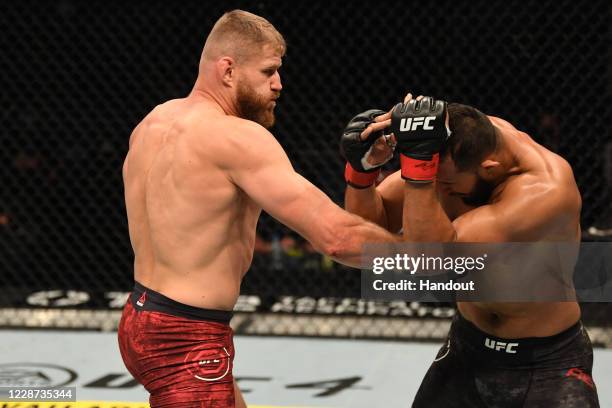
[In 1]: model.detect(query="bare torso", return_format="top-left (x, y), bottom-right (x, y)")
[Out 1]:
top-left (123, 97), bottom-right (261, 310)
top-left (456, 117), bottom-right (582, 337)
top-left (360, 115), bottom-right (583, 337)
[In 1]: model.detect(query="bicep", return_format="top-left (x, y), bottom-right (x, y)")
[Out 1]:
top-left (228, 128), bottom-right (338, 240)
top-left (245, 163), bottom-right (332, 237)
top-left (451, 205), bottom-right (506, 242)
top-left (452, 187), bottom-right (566, 242)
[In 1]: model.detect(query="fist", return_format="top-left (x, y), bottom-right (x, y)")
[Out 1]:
top-left (390, 96), bottom-right (449, 161)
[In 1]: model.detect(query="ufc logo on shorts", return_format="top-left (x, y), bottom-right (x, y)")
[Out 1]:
top-left (484, 338), bottom-right (519, 354)
top-left (399, 116), bottom-right (436, 131)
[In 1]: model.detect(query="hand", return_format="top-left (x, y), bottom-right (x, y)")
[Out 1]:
top-left (390, 93), bottom-right (450, 182)
top-left (340, 109), bottom-right (393, 188)
top-left (363, 133), bottom-right (396, 168)
top-left (340, 109), bottom-right (392, 172)
top-left (391, 93), bottom-right (449, 160)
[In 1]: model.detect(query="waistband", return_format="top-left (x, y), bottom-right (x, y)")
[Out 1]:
top-left (130, 281), bottom-right (233, 324)
top-left (452, 313), bottom-right (583, 365)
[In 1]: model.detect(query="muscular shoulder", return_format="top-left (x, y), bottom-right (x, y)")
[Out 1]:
top-left (211, 115), bottom-right (280, 157)
top-left (508, 164), bottom-right (577, 205)
top-left (220, 116), bottom-right (276, 147)
top-left (496, 170), bottom-right (580, 236)
top-left (185, 113), bottom-right (289, 183)
top-left (128, 99), bottom-right (187, 146)
top-left (489, 116), bottom-right (580, 215)
top-left (488, 115), bottom-right (515, 132)
top-left (530, 148), bottom-right (579, 206)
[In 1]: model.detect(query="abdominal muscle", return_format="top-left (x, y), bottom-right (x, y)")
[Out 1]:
top-left (457, 301), bottom-right (581, 338)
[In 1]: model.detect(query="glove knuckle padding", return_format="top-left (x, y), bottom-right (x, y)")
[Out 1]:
top-left (391, 98), bottom-right (448, 154)
top-left (390, 96), bottom-right (449, 181)
top-left (420, 97), bottom-right (431, 112)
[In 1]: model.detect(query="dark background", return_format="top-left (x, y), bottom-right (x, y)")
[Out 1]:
top-left (1, 1), bottom-right (611, 314)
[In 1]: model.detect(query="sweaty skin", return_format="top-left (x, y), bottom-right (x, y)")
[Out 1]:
top-left (123, 99), bottom-right (261, 310)
top-left (123, 46), bottom-right (398, 311)
top-left (345, 114), bottom-right (582, 338)
top-left (123, 42), bottom-right (398, 408)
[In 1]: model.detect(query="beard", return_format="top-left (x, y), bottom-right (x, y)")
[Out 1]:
top-left (461, 175), bottom-right (495, 207)
top-left (236, 80), bottom-right (277, 129)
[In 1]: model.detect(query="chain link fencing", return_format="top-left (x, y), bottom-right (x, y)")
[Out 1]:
top-left (1, 0), bottom-right (611, 345)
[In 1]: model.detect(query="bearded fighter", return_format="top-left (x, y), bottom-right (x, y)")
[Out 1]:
top-left (118, 10), bottom-right (398, 408)
top-left (341, 94), bottom-right (599, 407)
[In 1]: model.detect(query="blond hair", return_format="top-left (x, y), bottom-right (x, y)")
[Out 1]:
top-left (202, 10), bottom-right (286, 63)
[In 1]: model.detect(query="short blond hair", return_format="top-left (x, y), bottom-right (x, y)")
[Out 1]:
top-left (202, 10), bottom-right (286, 63)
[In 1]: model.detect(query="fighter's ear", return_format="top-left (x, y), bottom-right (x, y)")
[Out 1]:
top-left (481, 159), bottom-right (500, 168)
top-left (217, 57), bottom-right (235, 87)
top-left (480, 159), bottom-right (501, 176)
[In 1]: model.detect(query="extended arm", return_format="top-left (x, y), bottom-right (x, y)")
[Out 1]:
top-left (228, 122), bottom-right (400, 267)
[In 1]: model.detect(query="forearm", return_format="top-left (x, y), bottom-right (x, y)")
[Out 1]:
top-left (309, 201), bottom-right (400, 268)
top-left (328, 212), bottom-right (401, 268)
top-left (403, 182), bottom-right (456, 242)
top-left (344, 185), bottom-right (388, 228)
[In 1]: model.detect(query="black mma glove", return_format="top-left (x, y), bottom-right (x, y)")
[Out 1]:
top-left (340, 109), bottom-right (389, 188)
top-left (390, 96), bottom-right (450, 183)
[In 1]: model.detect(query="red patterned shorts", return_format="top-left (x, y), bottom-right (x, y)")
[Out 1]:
top-left (118, 282), bottom-right (235, 407)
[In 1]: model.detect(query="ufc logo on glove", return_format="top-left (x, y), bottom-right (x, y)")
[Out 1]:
top-left (390, 96), bottom-right (449, 182)
top-left (399, 116), bottom-right (437, 131)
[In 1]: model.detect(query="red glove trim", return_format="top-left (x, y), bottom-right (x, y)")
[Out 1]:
top-left (400, 153), bottom-right (439, 182)
top-left (344, 163), bottom-right (380, 188)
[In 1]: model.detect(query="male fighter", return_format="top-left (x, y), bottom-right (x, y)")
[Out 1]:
top-left (341, 94), bottom-right (599, 407)
top-left (118, 10), bottom-right (398, 408)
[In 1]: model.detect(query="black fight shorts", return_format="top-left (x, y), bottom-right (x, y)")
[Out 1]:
top-left (412, 313), bottom-right (599, 408)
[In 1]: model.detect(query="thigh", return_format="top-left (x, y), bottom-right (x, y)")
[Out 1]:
top-left (234, 379), bottom-right (247, 408)
top-left (524, 327), bottom-right (600, 408)
top-left (412, 339), bottom-right (486, 408)
top-left (524, 366), bottom-right (599, 408)
top-left (149, 337), bottom-right (236, 407)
